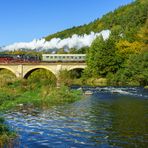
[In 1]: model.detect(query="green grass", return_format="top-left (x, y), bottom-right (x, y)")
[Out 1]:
top-left (0, 69), bottom-right (83, 146)
top-left (0, 80), bottom-right (82, 146)
top-left (0, 84), bottom-right (82, 111)
top-left (0, 83), bottom-right (82, 146)
top-left (0, 117), bottom-right (17, 147)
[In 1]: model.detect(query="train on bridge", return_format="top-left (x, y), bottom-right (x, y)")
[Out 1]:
top-left (42, 54), bottom-right (85, 62)
top-left (0, 54), bottom-right (39, 63)
top-left (0, 54), bottom-right (86, 63)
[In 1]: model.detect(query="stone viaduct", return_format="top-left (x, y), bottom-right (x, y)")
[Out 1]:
top-left (0, 63), bottom-right (87, 80)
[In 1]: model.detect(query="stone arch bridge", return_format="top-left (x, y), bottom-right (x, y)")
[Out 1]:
top-left (0, 63), bottom-right (87, 80)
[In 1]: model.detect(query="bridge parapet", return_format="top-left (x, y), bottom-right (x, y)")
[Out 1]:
top-left (0, 63), bottom-right (87, 80)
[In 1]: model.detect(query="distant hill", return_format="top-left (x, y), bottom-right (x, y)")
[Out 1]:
top-left (45, 0), bottom-right (148, 42)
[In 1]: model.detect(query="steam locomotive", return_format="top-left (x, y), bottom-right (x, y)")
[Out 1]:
top-left (0, 54), bottom-right (39, 63)
top-left (0, 54), bottom-right (86, 63)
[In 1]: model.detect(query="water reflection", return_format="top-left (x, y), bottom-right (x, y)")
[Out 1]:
top-left (107, 97), bottom-right (148, 147)
top-left (4, 87), bottom-right (148, 148)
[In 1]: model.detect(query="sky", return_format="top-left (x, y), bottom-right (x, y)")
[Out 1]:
top-left (0, 0), bottom-right (133, 47)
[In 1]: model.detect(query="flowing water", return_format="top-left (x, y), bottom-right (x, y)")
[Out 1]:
top-left (4, 87), bottom-right (148, 148)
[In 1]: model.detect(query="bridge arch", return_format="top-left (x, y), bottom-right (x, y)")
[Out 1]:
top-left (23, 66), bottom-right (57, 79)
top-left (68, 66), bottom-right (85, 79)
top-left (68, 65), bottom-right (86, 71)
top-left (0, 66), bottom-right (17, 77)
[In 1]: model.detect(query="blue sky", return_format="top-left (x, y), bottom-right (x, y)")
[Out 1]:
top-left (0, 0), bottom-right (133, 47)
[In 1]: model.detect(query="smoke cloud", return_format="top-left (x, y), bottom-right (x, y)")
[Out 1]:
top-left (1, 30), bottom-right (110, 51)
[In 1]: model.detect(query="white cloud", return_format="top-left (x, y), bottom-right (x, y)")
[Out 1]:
top-left (1, 30), bottom-right (110, 51)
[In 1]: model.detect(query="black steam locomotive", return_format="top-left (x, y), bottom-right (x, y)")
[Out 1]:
top-left (0, 54), bottom-right (40, 63)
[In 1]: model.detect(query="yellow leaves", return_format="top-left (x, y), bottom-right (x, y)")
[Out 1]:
top-left (138, 27), bottom-right (148, 40)
top-left (138, 0), bottom-right (148, 4)
top-left (97, 22), bottom-right (104, 29)
top-left (116, 22), bottom-right (148, 55)
top-left (137, 19), bottom-right (148, 44)
top-left (116, 40), bottom-right (144, 55)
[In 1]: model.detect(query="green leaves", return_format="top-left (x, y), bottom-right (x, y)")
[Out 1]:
top-left (108, 51), bottom-right (148, 86)
top-left (86, 36), bottom-right (122, 77)
top-left (125, 51), bottom-right (148, 85)
top-left (45, 0), bottom-right (147, 46)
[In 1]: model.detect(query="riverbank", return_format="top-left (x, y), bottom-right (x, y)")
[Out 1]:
top-left (0, 68), bottom-right (147, 147)
top-left (0, 83), bottom-right (82, 147)
top-left (72, 77), bottom-right (148, 87)
top-left (3, 86), bottom-right (148, 147)
top-left (0, 117), bottom-right (17, 147)
top-left (0, 69), bottom-right (83, 147)
top-left (0, 84), bottom-right (82, 111)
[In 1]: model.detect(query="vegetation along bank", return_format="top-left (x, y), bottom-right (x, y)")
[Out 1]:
top-left (0, 0), bottom-right (148, 146)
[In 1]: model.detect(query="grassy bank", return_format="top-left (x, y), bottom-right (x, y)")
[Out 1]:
top-left (0, 69), bottom-right (83, 146)
top-left (0, 117), bottom-right (16, 148)
top-left (0, 69), bottom-right (82, 111)
top-left (0, 84), bottom-right (82, 111)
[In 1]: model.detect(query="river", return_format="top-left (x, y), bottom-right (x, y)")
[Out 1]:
top-left (4, 86), bottom-right (148, 148)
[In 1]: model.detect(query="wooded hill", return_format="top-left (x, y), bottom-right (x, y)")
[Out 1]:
top-left (4, 0), bottom-right (148, 86)
top-left (45, 0), bottom-right (148, 43)
top-left (45, 0), bottom-right (148, 86)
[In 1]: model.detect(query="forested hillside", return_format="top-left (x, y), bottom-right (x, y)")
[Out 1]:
top-left (45, 0), bottom-right (148, 42)
top-left (3, 0), bottom-right (148, 86)
top-left (45, 0), bottom-right (148, 86)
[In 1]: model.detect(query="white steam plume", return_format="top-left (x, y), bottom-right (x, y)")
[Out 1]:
top-left (1, 30), bottom-right (110, 51)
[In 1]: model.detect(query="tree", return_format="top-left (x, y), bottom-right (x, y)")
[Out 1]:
top-left (137, 19), bottom-right (148, 51)
top-left (116, 40), bottom-right (143, 57)
top-left (114, 51), bottom-right (148, 85)
top-left (127, 51), bottom-right (148, 85)
top-left (85, 35), bottom-right (122, 77)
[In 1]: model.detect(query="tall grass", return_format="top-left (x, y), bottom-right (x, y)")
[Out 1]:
top-left (0, 117), bottom-right (16, 148)
top-left (0, 69), bottom-right (83, 146)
